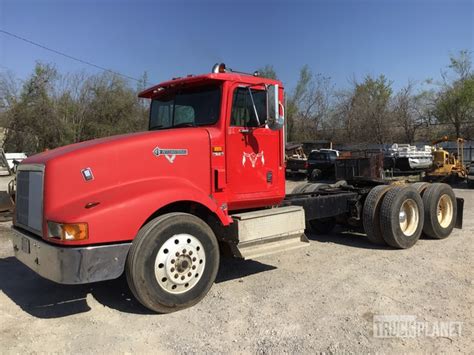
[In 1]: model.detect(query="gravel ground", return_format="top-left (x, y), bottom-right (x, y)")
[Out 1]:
top-left (0, 177), bottom-right (472, 353)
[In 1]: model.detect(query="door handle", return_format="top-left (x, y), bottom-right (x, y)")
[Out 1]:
top-left (239, 128), bottom-right (250, 133)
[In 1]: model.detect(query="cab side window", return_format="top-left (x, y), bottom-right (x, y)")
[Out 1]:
top-left (231, 88), bottom-right (266, 127)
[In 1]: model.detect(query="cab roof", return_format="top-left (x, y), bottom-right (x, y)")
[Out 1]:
top-left (138, 72), bottom-right (283, 99)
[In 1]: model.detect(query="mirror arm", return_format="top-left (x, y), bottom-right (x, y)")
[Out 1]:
top-left (247, 87), bottom-right (261, 126)
top-left (279, 102), bottom-right (285, 120)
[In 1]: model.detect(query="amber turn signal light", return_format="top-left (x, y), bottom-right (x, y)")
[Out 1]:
top-left (47, 221), bottom-right (88, 241)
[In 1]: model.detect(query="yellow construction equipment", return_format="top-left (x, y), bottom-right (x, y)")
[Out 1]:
top-left (425, 136), bottom-right (468, 182)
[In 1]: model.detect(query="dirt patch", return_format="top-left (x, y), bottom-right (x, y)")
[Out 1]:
top-left (0, 180), bottom-right (472, 353)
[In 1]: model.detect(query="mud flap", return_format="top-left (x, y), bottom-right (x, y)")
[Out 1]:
top-left (455, 197), bottom-right (464, 229)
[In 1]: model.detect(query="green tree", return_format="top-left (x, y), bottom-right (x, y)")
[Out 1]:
top-left (3, 63), bottom-right (63, 152)
top-left (336, 75), bottom-right (393, 144)
top-left (391, 82), bottom-right (430, 144)
top-left (285, 65), bottom-right (332, 142)
top-left (257, 65), bottom-right (278, 80)
top-left (286, 65), bottom-right (311, 141)
top-left (79, 73), bottom-right (147, 140)
top-left (434, 51), bottom-right (474, 138)
top-left (1, 63), bottom-right (148, 154)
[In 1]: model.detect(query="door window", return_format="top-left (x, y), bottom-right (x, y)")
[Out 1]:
top-left (231, 88), bottom-right (266, 127)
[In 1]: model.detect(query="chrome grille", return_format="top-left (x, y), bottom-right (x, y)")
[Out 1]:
top-left (15, 167), bottom-right (44, 234)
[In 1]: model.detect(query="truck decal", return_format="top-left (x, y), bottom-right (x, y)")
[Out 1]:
top-left (242, 151), bottom-right (265, 168)
top-left (153, 147), bottom-right (188, 163)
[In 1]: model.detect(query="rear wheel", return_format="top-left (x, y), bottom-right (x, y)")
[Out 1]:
top-left (126, 212), bottom-right (219, 313)
top-left (422, 183), bottom-right (457, 239)
top-left (380, 186), bottom-right (424, 249)
top-left (412, 182), bottom-right (430, 195)
top-left (363, 184), bottom-right (392, 245)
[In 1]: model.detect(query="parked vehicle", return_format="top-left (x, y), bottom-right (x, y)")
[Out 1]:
top-left (425, 137), bottom-right (468, 182)
top-left (319, 148), bottom-right (340, 157)
top-left (307, 149), bottom-right (338, 181)
top-left (11, 63), bottom-right (464, 313)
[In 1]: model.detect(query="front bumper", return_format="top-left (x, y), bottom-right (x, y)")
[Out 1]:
top-left (11, 227), bottom-right (131, 284)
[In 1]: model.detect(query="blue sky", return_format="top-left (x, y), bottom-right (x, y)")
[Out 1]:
top-left (0, 0), bottom-right (473, 92)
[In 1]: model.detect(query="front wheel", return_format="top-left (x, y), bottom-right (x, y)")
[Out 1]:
top-left (126, 212), bottom-right (220, 313)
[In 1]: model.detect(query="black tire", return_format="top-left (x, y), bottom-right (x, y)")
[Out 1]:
top-left (309, 169), bottom-right (322, 181)
top-left (292, 183), bottom-right (312, 194)
top-left (412, 182), bottom-right (430, 195)
top-left (380, 186), bottom-right (424, 249)
top-left (126, 212), bottom-right (220, 313)
top-left (308, 217), bottom-right (336, 235)
top-left (422, 183), bottom-right (457, 239)
top-left (362, 185), bottom-right (392, 245)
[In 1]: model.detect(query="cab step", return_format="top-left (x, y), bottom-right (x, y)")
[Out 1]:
top-left (228, 206), bottom-right (309, 259)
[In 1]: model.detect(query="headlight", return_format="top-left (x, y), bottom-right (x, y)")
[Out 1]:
top-left (47, 221), bottom-right (88, 241)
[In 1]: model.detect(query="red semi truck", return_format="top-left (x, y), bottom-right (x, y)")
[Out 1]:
top-left (11, 64), bottom-right (463, 313)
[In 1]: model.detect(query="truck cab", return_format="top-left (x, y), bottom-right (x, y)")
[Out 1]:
top-left (138, 65), bottom-right (286, 211)
top-left (11, 63), bottom-right (293, 312)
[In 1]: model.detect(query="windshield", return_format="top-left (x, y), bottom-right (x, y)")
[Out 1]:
top-left (308, 151), bottom-right (337, 161)
top-left (149, 85), bottom-right (221, 130)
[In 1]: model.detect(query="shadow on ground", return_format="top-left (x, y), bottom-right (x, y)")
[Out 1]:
top-left (0, 255), bottom-right (275, 319)
top-left (307, 227), bottom-right (393, 250)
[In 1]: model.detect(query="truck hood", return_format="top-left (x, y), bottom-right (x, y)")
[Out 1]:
top-left (21, 128), bottom-right (212, 217)
top-left (24, 131), bottom-right (158, 165)
top-left (23, 129), bottom-right (209, 166)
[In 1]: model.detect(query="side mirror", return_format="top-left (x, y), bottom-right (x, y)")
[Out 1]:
top-left (266, 84), bottom-right (284, 130)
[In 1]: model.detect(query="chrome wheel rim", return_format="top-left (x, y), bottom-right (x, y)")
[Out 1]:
top-left (437, 194), bottom-right (453, 228)
top-left (399, 199), bottom-right (419, 236)
top-left (154, 234), bottom-right (206, 294)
